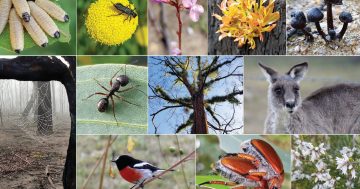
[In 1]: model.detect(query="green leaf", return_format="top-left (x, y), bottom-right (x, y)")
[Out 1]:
top-left (0, 0), bottom-right (71, 54)
top-left (196, 175), bottom-right (230, 189)
top-left (76, 64), bottom-right (148, 134)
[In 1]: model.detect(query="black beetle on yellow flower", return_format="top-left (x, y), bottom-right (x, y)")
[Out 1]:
top-left (85, 0), bottom-right (139, 45)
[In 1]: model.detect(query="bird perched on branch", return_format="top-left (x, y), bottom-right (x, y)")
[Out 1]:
top-left (111, 155), bottom-right (173, 189)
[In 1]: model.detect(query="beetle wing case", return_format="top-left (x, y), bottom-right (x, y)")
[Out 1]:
top-left (250, 139), bottom-right (284, 175)
top-left (215, 156), bottom-right (261, 187)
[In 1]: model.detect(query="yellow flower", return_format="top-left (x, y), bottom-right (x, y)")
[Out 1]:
top-left (85, 0), bottom-right (138, 45)
top-left (135, 25), bottom-right (148, 47)
top-left (213, 0), bottom-right (280, 49)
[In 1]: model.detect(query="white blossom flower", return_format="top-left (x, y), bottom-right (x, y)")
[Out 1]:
top-left (336, 154), bottom-right (349, 175)
top-left (351, 169), bottom-right (356, 179)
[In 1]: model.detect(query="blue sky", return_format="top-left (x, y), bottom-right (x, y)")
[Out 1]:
top-left (148, 56), bottom-right (244, 134)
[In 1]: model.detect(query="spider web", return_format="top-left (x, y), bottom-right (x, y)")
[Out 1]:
top-left (0, 80), bottom-right (69, 144)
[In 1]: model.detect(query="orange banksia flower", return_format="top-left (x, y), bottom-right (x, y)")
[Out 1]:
top-left (213, 0), bottom-right (280, 49)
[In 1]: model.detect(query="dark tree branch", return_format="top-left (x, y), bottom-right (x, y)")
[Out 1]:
top-left (175, 113), bottom-right (194, 133)
top-left (0, 56), bottom-right (75, 188)
top-left (206, 89), bottom-right (243, 104)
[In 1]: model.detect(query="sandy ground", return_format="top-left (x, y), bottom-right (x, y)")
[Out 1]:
top-left (148, 2), bottom-right (208, 55)
top-left (0, 116), bottom-right (70, 188)
top-left (287, 0), bottom-right (360, 55)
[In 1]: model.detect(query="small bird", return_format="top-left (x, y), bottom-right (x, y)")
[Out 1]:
top-left (112, 155), bottom-right (169, 189)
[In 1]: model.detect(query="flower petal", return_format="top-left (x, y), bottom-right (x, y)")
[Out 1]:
top-left (189, 4), bottom-right (204, 22)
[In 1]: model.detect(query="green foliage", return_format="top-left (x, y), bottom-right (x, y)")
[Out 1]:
top-left (0, 0), bottom-right (75, 55)
top-left (76, 64), bottom-right (148, 134)
top-left (77, 0), bottom-right (147, 55)
top-left (196, 175), bottom-right (230, 189)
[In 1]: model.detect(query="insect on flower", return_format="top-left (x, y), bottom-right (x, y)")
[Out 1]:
top-left (109, 1), bottom-right (137, 22)
top-left (199, 139), bottom-right (284, 189)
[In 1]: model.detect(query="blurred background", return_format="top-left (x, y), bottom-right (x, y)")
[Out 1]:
top-left (77, 0), bottom-right (147, 55)
top-left (148, 0), bottom-right (207, 55)
top-left (76, 135), bottom-right (196, 189)
top-left (196, 135), bottom-right (291, 189)
top-left (0, 0), bottom-right (76, 55)
top-left (244, 56), bottom-right (360, 133)
top-left (77, 56), bottom-right (147, 67)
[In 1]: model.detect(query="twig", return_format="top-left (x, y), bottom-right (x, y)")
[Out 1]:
top-left (134, 150), bottom-right (195, 189)
top-left (81, 136), bottom-right (118, 189)
top-left (45, 165), bottom-right (56, 189)
top-left (175, 136), bottom-right (190, 189)
top-left (14, 154), bottom-right (31, 165)
top-left (99, 135), bottom-right (112, 189)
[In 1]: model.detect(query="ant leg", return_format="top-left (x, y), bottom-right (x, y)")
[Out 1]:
top-left (93, 78), bottom-right (110, 92)
top-left (116, 85), bottom-right (146, 96)
top-left (83, 92), bottom-right (107, 100)
top-left (110, 70), bottom-right (121, 86)
top-left (110, 96), bottom-right (119, 126)
top-left (113, 94), bottom-right (140, 107)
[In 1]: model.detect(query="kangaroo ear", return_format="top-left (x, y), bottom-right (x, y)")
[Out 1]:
top-left (287, 62), bottom-right (308, 82)
top-left (258, 62), bottom-right (278, 83)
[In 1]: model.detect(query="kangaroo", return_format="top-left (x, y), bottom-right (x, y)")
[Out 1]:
top-left (259, 62), bottom-right (360, 134)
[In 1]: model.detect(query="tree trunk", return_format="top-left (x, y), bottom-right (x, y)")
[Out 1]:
top-left (22, 82), bottom-right (37, 117)
top-left (35, 81), bottom-right (53, 135)
top-left (0, 108), bottom-right (3, 127)
top-left (191, 93), bottom-right (208, 134)
top-left (208, 0), bottom-right (286, 55)
top-left (0, 56), bottom-right (76, 189)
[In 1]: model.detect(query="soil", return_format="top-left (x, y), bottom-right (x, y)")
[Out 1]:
top-left (287, 0), bottom-right (360, 55)
top-left (0, 116), bottom-right (70, 189)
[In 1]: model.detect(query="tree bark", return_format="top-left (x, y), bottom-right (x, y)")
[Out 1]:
top-left (22, 82), bottom-right (36, 117)
top-left (191, 93), bottom-right (208, 134)
top-left (0, 56), bottom-right (76, 189)
top-left (36, 81), bottom-right (53, 135)
top-left (208, 0), bottom-right (286, 55)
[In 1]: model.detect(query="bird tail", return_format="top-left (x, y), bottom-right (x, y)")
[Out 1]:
top-left (153, 169), bottom-right (176, 179)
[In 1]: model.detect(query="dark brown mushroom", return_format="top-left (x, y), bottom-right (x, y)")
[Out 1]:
top-left (307, 7), bottom-right (328, 42)
top-left (290, 11), bottom-right (314, 42)
top-left (324, 0), bottom-right (343, 40)
top-left (337, 11), bottom-right (353, 40)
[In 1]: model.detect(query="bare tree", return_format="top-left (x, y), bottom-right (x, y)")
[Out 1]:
top-left (0, 56), bottom-right (75, 188)
top-left (149, 56), bottom-right (243, 134)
